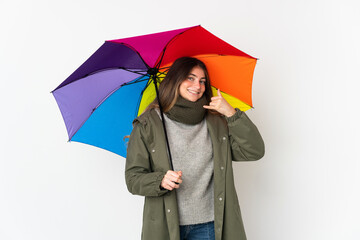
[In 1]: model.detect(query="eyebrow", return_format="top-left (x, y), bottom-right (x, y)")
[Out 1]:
top-left (189, 73), bottom-right (206, 80)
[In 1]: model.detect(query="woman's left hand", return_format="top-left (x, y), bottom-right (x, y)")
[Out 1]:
top-left (203, 88), bottom-right (236, 117)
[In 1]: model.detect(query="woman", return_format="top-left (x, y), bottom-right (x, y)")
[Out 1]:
top-left (125, 57), bottom-right (265, 240)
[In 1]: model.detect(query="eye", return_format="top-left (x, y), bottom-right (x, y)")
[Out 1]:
top-left (188, 76), bottom-right (194, 81)
top-left (200, 79), bottom-right (206, 85)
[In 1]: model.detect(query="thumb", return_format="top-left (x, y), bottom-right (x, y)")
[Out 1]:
top-left (217, 88), bottom-right (223, 97)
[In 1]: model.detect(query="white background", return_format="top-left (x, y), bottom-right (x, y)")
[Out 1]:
top-left (1, 0), bottom-right (359, 239)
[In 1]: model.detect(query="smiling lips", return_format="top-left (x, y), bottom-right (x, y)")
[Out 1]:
top-left (187, 89), bottom-right (201, 95)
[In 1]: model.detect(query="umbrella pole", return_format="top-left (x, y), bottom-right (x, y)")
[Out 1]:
top-left (152, 73), bottom-right (174, 171)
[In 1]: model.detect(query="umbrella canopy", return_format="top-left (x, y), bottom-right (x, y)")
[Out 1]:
top-left (52, 25), bottom-right (257, 158)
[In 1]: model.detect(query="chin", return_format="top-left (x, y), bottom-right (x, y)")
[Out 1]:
top-left (185, 96), bottom-right (200, 102)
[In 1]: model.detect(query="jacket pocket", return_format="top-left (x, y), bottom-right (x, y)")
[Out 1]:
top-left (142, 196), bottom-right (169, 239)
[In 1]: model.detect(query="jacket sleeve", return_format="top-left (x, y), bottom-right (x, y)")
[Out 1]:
top-left (225, 109), bottom-right (265, 161)
top-left (125, 121), bottom-right (169, 197)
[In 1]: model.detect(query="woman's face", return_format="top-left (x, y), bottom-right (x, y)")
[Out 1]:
top-left (179, 66), bottom-right (206, 102)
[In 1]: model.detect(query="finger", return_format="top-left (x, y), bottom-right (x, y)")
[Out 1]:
top-left (167, 170), bottom-right (180, 178)
top-left (167, 174), bottom-right (182, 183)
top-left (210, 99), bottom-right (221, 106)
top-left (203, 105), bottom-right (215, 109)
top-left (173, 171), bottom-right (183, 183)
top-left (161, 181), bottom-right (172, 190)
top-left (172, 171), bottom-right (181, 178)
top-left (209, 101), bottom-right (219, 107)
top-left (211, 96), bottom-right (221, 101)
top-left (164, 184), bottom-right (173, 191)
top-left (168, 180), bottom-right (178, 189)
top-left (163, 179), bottom-right (172, 189)
top-left (217, 88), bottom-right (223, 97)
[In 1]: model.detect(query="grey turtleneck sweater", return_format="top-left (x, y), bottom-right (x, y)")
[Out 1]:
top-left (158, 110), bottom-right (214, 226)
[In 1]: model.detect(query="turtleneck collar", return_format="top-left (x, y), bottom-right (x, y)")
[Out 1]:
top-left (165, 95), bottom-right (208, 125)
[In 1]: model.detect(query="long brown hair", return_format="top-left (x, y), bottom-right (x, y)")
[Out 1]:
top-left (147, 57), bottom-right (213, 112)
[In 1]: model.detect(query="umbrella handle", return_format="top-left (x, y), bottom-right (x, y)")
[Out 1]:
top-left (152, 73), bottom-right (174, 171)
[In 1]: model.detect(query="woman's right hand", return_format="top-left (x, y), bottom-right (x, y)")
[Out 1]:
top-left (160, 170), bottom-right (182, 191)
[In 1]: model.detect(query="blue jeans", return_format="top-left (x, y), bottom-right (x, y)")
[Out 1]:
top-left (180, 221), bottom-right (215, 240)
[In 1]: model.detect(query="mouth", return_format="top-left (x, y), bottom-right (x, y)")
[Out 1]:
top-left (187, 89), bottom-right (200, 95)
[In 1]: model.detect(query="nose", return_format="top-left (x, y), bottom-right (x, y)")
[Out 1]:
top-left (193, 79), bottom-right (201, 89)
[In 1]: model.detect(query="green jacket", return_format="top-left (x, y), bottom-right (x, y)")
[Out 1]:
top-left (125, 109), bottom-right (265, 240)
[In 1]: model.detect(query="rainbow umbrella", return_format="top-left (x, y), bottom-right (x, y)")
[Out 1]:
top-left (52, 25), bottom-right (257, 159)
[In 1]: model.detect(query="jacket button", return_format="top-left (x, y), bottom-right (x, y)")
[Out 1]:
top-left (219, 197), bottom-right (223, 201)
top-left (220, 167), bottom-right (224, 170)
top-left (152, 149), bottom-right (155, 153)
top-left (222, 137), bottom-right (226, 141)
top-left (167, 209), bottom-right (171, 213)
